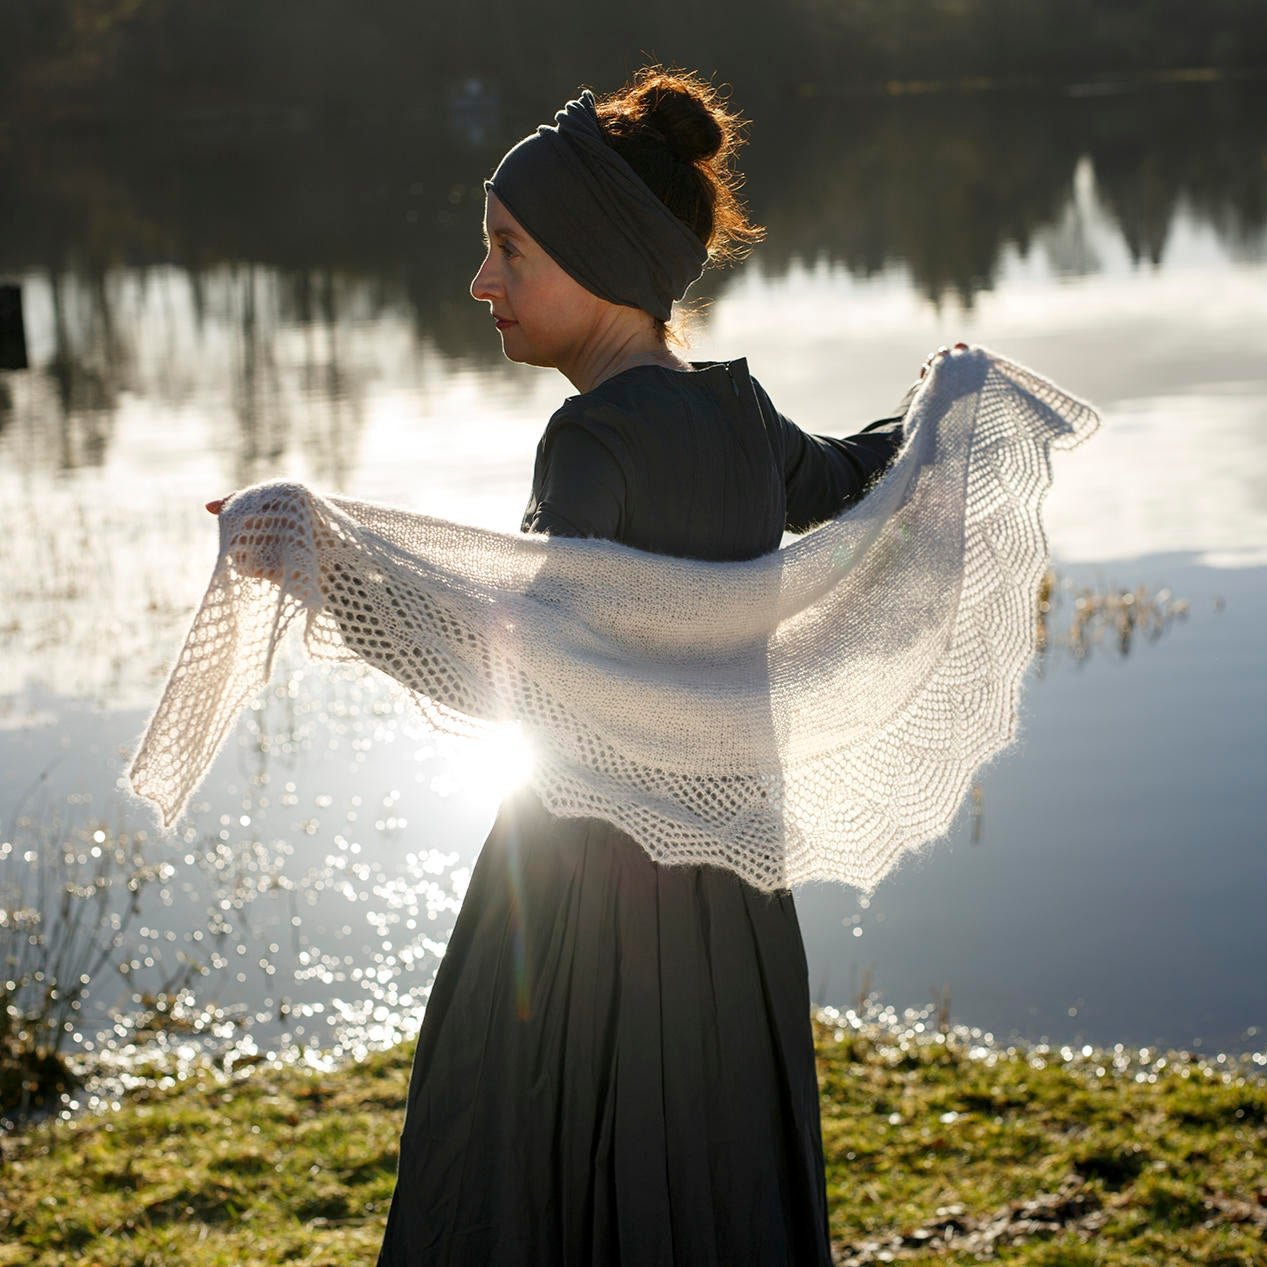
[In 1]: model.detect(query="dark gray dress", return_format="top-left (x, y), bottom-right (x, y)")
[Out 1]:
top-left (377, 357), bottom-right (904, 1267)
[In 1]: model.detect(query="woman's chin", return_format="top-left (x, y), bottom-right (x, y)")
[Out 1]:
top-left (496, 328), bottom-right (522, 360)
top-left (498, 336), bottom-right (553, 370)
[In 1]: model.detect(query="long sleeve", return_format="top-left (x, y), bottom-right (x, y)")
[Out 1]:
top-left (749, 376), bottom-right (907, 533)
top-left (780, 413), bottom-right (905, 533)
top-left (521, 413), bottom-right (627, 541)
top-left (745, 374), bottom-right (907, 534)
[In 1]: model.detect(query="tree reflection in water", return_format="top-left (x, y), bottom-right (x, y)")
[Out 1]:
top-left (0, 81), bottom-right (1264, 476)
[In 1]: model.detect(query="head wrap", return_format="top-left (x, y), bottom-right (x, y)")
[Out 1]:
top-left (484, 89), bottom-right (710, 322)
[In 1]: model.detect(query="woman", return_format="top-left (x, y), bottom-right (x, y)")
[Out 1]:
top-left (379, 70), bottom-right (918, 1267)
top-left (215, 67), bottom-right (921, 1266)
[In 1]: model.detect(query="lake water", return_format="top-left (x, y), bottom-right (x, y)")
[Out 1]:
top-left (2, 81), bottom-right (1265, 1080)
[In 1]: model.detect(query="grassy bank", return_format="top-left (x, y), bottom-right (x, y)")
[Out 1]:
top-left (1, 1017), bottom-right (1264, 1266)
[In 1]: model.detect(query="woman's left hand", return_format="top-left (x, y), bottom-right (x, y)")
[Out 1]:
top-left (205, 492), bottom-right (284, 583)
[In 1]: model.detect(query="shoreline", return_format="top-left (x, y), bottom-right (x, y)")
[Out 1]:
top-left (7, 997), bottom-right (1266, 1134)
top-left (6, 63), bottom-right (1266, 135)
top-left (3, 1008), bottom-right (1265, 1263)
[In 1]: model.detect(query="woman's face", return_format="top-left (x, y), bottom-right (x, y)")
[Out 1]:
top-left (470, 191), bottom-right (605, 369)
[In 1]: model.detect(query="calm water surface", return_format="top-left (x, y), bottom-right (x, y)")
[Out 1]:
top-left (1, 84), bottom-right (1265, 1072)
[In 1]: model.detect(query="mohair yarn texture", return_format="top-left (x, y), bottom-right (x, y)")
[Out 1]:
top-left (130, 347), bottom-right (1098, 893)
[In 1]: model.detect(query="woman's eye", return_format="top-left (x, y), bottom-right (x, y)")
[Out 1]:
top-left (499, 243), bottom-right (516, 259)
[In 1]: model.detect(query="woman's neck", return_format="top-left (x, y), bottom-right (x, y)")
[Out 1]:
top-left (560, 310), bottom-right (691, 394)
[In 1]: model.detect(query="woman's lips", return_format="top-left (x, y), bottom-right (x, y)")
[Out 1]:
top-left (494, 318), bottom-right (516, 330)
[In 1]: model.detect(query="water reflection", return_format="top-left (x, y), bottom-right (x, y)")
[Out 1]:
top-left (1, 669), bottom-right (486, 1121)
top-left (1, 79), bottom-right (1265, 1094)
top-left (0, 550), bottom-right (1230, 1118)
top-left (1, 86), bottom-right (1265, 473)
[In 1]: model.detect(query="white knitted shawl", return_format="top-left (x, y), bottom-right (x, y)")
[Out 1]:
top-left (130, 347), bottom-right (1098, 893)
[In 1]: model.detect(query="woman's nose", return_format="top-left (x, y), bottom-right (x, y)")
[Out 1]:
top-left (470, 255), bottom-right (498, 303)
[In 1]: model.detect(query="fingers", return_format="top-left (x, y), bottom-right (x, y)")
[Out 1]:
top-left (919, 342), bottom-right (970, 378)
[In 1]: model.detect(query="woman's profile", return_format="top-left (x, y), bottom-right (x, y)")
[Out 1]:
top-left (209, 65), bottom-right (938, 1265)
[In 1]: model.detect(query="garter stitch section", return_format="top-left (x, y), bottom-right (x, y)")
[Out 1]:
top-left (130, 347), bottom-right (1098, 893)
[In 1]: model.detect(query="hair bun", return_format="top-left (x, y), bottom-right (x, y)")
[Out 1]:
top-left (594, 66), bottom-right (764, 270)
top-left (634, 80), bottom-right (725, 164)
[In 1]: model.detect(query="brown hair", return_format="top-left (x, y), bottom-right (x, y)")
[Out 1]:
top-left (591, 66), bottom-right (765, 341)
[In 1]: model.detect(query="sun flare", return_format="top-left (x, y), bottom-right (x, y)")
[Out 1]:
top-left (431, 721), bottom-right (537, 806)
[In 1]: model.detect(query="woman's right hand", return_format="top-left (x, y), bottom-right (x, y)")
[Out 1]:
top-left (919, 341), bottom-right (970, 379)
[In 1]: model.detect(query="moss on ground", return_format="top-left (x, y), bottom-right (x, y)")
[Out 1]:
top-left (1, 1024), bottom-right (1263, 1265)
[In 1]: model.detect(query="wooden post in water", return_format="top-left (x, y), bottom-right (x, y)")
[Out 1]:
top-left (0, 282), bottom-right (29, 371)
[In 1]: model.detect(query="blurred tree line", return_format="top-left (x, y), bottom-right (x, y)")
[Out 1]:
top-left (2, 0), bottom-right (1267, 124)
top-left (2, 81), bottom-right (1263, 384)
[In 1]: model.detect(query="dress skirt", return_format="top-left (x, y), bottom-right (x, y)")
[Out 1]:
top-left (376, 782), bottom-right (832, 1266)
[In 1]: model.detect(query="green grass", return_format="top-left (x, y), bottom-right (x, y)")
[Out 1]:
top-left (814, 1021), bottom-right (1266, 1264)
top-left (1, 1022), bottom-right (1264, 1265)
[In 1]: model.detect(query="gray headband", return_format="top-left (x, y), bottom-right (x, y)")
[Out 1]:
top-left (484, 90), bottom-right (709, 322)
